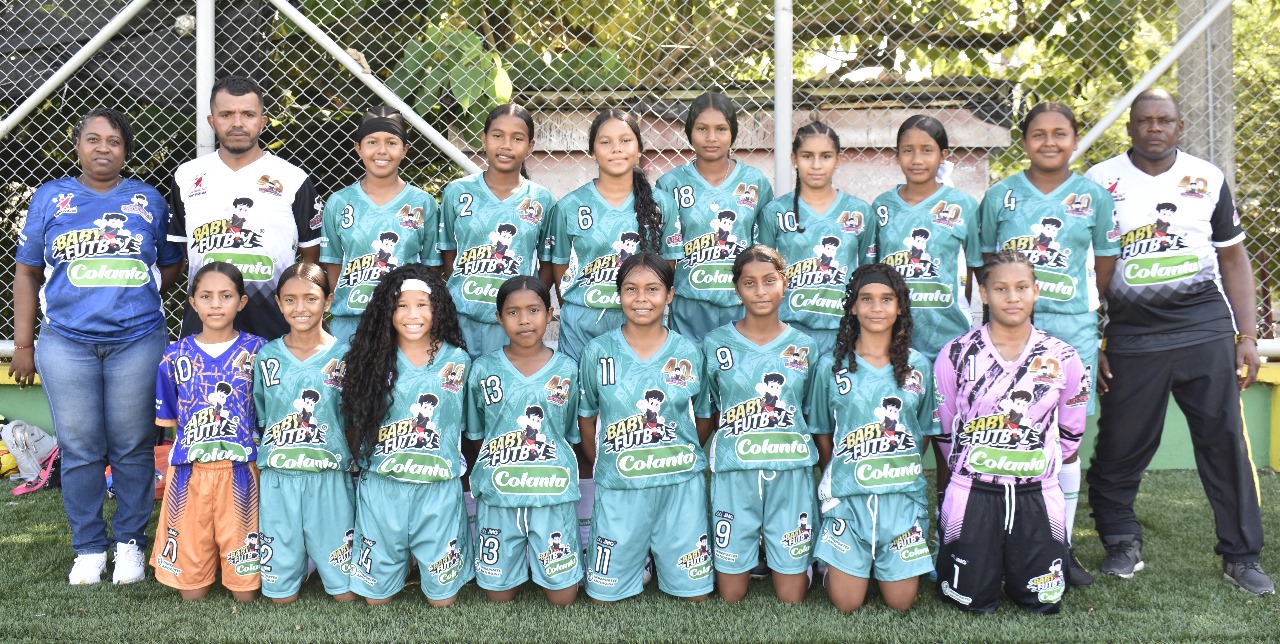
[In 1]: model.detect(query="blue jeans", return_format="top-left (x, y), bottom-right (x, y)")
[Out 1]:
top-left (36, 326), bottom-right (167, 554)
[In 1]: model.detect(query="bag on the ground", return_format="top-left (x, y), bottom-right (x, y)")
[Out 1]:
top-left (2, 420), bottom-right (56, 481)
top-left (11, 446), bottom-right (60, 496)
top-left (0, 440), bottom-right (18, 478)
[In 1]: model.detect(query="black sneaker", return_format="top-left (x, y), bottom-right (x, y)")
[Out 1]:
top-left (1223, 561), bottom-right (1276, 596)
top-left (1100, 534), bottom-right (1144, 579)
top-left (1066, 547), bottom-right (1094, 587)
top-left (749, 548), bottom-right (770, 579)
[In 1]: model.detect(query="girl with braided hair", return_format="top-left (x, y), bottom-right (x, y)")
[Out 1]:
top-left (757, 121), bottom-right (873, 357)
top-left (547, 109), bottom-right (678, 360)
top-left (809, 263), bottom-right (938, 612)
top-left (341, 263), bottom-right (475, 606)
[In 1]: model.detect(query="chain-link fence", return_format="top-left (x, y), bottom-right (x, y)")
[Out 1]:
top-left (2, 0), bottom-right (1277, 340)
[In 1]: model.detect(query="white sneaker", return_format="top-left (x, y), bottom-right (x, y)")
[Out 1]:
top-left (69, 552), bottom-right (108, 585)
top-left (112, 541), bottom-right (146, 585)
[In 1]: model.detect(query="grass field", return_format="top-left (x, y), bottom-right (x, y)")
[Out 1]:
top-left (3, 470), bottom-right (1278, 642)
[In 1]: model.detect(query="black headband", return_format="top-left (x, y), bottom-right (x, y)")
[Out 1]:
top-left (853, 271), bottom-right (895, 294)
top-left (354, 109), bottom-right (406, 143)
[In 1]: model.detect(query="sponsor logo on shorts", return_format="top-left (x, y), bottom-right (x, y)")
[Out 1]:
top-left (429, 539), bottom-right (464, 584)
top-left (676, 534), bottom-right (713, 580)
top-left (226, 532), bottom-right (261, 575)
top-left (537, 532), bottom-right (578, 577)
top-left (330, 529), bottom-right (355, 573)
top-left (940, 580), bottom-right (972, 605)
top-left (888, 524), bottom-right (929, 562)
top-left (1027, 558), bottom-right (1066, 603)
top-left (780, 513), bottom-right (814, 558)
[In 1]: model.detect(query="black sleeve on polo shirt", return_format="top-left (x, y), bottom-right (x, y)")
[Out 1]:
top-left (293, 176), bottom-right (324, 246)
top-left (1210, 178), bottom-right (1243, 244)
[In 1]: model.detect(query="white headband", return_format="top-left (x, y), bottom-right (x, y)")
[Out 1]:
top-left (401, 278), bottom-right (432, 294)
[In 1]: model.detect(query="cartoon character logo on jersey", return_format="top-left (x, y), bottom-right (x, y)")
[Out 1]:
top-left (395, 204), bottom-right (425, 230)
top-left (1180, 175), bottom-right (1210, 198)
top-left (601, 389), bottom-right (678, 453)
top-left (536, 532), bottom-right (578, 577)
top-left (180, 382), bottom-right (242, 447)
top-left (1026, 558), bottom-right (1066, 603)
top-left (232, 349), bottom-right (256, 380)
top-left (321, 357), bottom-right (347, 390)
top-left (576, 231), bottom-right (638, 296)
top-left (338, 231), bottom-right (401, 289)
top-left (439, 362), bottom-right (465, 392)
top-left (734, 182), bottom-right (760, 208)
top-left (1119, 202), bottom-right (1190, 260)
top-left (374, 393), bottom-right (441, 454)
top-left (226, 532), bottom-right (260, 575)
top-left (1001, 217), bottom-right (1070, 269)
top-left (681, 206), bottom-right (746, 268)
top-left (930, 201), bottom-right (964, 228)
top-left (517, 197), bottom-right (544, 225)
top-left (1031, 355), bottom-right (1063, 384)
top-left (121, 193), bottom-right (154, 223)
top-left (257, 175), bottom-right (284, 196)
top-left (838, 210), bottom-right (865, 234)
top-left (1061, 192), bottom-right (1094, 217)
top-left (833, 396), bottom-right (919, 462)
top-left (719, 372), bottom-right (797, 436)
top-left (545, 375), bottom-right (572, 406)
top-left (428, 539), bottom-right (464, 583)
top-left (960, 389), bottom-right (1044, 448)
top-left (888, 524), bottom-right (930, 562)
top-left (478, 405), bottom-right (558, 466)
top-left (779, 513), bottom-right (814, 557)
top-left (780, 345), bottom-right (810, 372)
top-left (675, 534), bottom-right (713, 580)
top-left (488, 223), bottom-right (522, 271)
top-left (190, 197), bottom-right (266, 253)
top-left (329, 529), bottom-right (354, 573)
top-left (784, 236), bottom-right (848, 291)
top-left (662, 358), bottom-right (697, 388)
top-left (52, 192), bottom-right (78, 216)
top-left (903, 369), bottom-right (925, 395)
top-left (1066, 366), bottom-right (1092, 408)
top-left (51, 213), bottom-right (143, 262)
top-left (881, 228), bottom-right (940, 279)
top-left (264, 389), bottom-right (329, 447)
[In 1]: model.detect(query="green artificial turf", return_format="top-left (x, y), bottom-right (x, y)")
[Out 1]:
top-left (3, 470), bottom-right (1277, 642)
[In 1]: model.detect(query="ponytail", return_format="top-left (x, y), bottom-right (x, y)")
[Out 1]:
top-left (790, 121), bottom-right (841, 235)
top-left (589, 108), bottom-right (664, 253)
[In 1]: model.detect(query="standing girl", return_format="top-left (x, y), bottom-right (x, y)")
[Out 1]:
top-left (340, 265), bottom-right (474, 605)
top-left (578, 254), bottom-right (712, 603)
top-left (809, 263), bottom-right (938, 612)
top-left (757, 121), bottom-right (873, 357)
top-left (977, 102), bottom-right (1118, 585)
top-left (869, 115), bottom-right (982, 360)
top-left (320, 106), bottom-right (441, 344)
top-left (547, 109), bottom-right (678, 360)
top-left (697, 245), bottom-right (819, 604)
top-left (152, 262), bottom-right (267, 602)
top-left (440, 104), bottom-right (558, 359)
top-left (252, 262), bottom-right (356, 603)
top-left (933, 250), bottom-right (1089, 614)
top-left (657, 93), bottom-right (774, 342)
top-left (465, 276), bottom-right (582, 605)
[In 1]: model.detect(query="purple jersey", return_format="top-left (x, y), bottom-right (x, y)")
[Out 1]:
top-left (933, 326), bottom-right (1087, 485)
top-left (156, 332), bottom-right (267, 464)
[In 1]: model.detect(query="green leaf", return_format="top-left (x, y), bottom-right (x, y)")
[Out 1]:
top-left (414, 67), bottom-right (449, 114)
top-left (386, 40), bottom-right (432, 101)
top-left (490, 54), bottom-right (513, 103)
top-left (449, 63), bottom-right (488, 112)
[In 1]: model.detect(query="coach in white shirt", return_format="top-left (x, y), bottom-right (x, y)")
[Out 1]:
top-left (1084, 88), bottom-right (1273, 595)
top-left (168, 75), bottom-right (323, 340)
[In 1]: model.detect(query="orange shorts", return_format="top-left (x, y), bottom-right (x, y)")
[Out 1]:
top-left (151, 460), bottom-right (261, 592)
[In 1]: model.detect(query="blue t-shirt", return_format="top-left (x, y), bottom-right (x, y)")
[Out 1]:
top-left (156, 332), bottom-right (267, 464)
top-left (17, 177), bottom-right (183, 343)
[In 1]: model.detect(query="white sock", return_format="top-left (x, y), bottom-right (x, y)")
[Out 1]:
top-left (1059, 460), bottom-right (1081, 546)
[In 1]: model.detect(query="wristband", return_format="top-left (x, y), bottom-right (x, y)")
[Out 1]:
top-left (1236, 333), bottom-right (1257, 345)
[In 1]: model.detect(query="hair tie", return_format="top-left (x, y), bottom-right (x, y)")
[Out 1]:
top-left (400, 278), bottom-right (431, 295)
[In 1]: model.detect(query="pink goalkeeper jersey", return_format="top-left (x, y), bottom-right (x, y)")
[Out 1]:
top-left (933, 325), bottom-right (1088, 485)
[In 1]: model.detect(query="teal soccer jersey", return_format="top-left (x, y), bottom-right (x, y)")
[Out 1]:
top-left (578, 329), bottom-right (708, 489)
top-left (808, 349), bottom-right (939, 499)
top-left (440, 175), bottom-right (557, 322)
top-left (361, 344), bottom-right (470, 483)
top-left (253, 339), bottom-right (352, 472)
top-left (870, 185), bottom-right (982, 359)
top-left (657, 162), bottom-right (774, 306)
top-left (319, 183), bottom-right (441, 318)
top-left (756, 191), bottom-right (873, 329)
top-left (696, 323), bottom-right (819, 472)
top-left (546, 182), bottom-right (679, 310)
top-left (465, 350), bottom-right (581, 508)
top-left (978, 172), bottom-right (1120, 315)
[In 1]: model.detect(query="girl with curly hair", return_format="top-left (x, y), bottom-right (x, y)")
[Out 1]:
top-left (341, 263), bottom-right (474, 606)
top-left (808, 263), bottom-right (939, 612)
top-left (546, 109), bottom-right (679, 360)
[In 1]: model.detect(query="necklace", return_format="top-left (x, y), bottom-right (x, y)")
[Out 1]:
top-left (697, 159), bottom-right (733, 186)
top-left (78, 174), bottom-right (124, 193)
